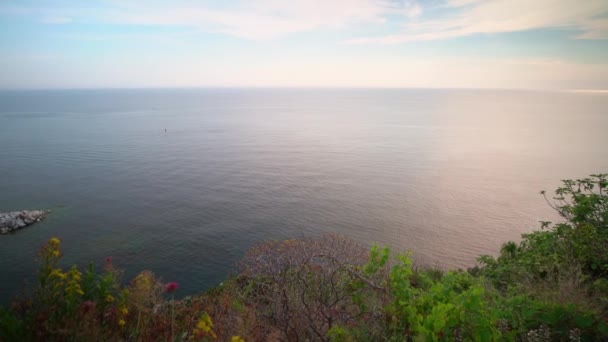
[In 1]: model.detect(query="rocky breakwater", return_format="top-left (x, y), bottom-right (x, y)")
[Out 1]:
top-left (0, 210), bottom-right (50, 234)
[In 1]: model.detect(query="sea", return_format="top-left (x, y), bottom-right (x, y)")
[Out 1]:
top-left (1, 88), bottom-right (607, 302)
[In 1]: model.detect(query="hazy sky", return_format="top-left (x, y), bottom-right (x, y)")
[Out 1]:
top-left (1, 0), bottom-right (608, 89)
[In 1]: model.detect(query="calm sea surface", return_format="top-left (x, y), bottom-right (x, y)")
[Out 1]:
top-left (1, 89), bottom-right (607, 302)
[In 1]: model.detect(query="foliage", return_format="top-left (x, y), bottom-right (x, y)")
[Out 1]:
top-left (235, 234), bottom-right (388, 341)
top-left (386, 260), bottom-right (499, 341)
top-left (1, 173), bottom-right (608, 341)
top-left (0, 238), bottom-right (247, 341)
top-left (475, 174), bottom-right (608, 339)
top-left (479, 174), bottom-right (608, 285)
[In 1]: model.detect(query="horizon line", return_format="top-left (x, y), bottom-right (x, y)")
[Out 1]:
top-left (1, 86), bottom-right (607, 93)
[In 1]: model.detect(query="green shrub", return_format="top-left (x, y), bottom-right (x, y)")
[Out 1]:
top-left (2, 173), bottom-right (608, 341)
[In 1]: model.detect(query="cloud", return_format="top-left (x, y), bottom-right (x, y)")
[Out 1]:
top-left (444, 0), bottom-right (483, 7)
top-left (3, 0), bottom-right (606, 42)
top-left (404, 2), bottom-right (423, 18)
top-left (40, 16), bottom-right (72, 24)
top-left (576, 17), bottom-right (608, 39)
top-left (110, 0), bottom-right (424, 39)
top-left (2, 0), bottom-right (422, 40)
top-left (344, 0), bottom-right (608, 44)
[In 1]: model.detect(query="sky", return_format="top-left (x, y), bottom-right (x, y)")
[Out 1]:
top-left (1, 0), bottom-right (607, 90)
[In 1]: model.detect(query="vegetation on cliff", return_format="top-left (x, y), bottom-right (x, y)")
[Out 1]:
top-left (1, 174), bottom-right (607, 341)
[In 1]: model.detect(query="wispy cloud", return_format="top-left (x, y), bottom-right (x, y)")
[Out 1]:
top-left (2, 0), bottom-right (606, 42)
top-left (40, 16), bottom-right (72, 24)
top-left (110, 0), bottom-right (426, 40)
top-left (1, 0), bottom-right (422, 40)
top-left (1, 0), bottom-right (606, 89)
top-left (345, 0), bottom-right (608, 44)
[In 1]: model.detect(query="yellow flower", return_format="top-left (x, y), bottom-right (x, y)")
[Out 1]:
top-left (105, 295), bottom-right (115, 303)
top-left (49, 269), bottom-right (65, 279)
top-left (63, 266), bottom-right (84, 296)
top-left (196, 320), bottom-right (209, 332)
top-left (118, 319), bottom-right (126, 327)
top-left (196, 314), bottom-right (213, 332)
top-left (51, 250), bottom-right (60, 257)
top-left (66, 282), bottom-right (84, 296)
top-left (231, 336), bottom-right (245, 342)
top-left (195, 313), bottom-right (217, 338)
top-left (49, 237), bottom-right (61, 245)
top-left (120, 307), bottom-right (129, 315)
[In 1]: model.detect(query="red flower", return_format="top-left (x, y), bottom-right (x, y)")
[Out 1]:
top-left (165, 282), bottom-right (179, 293)
top-left (105, 256), bottom-right (112, 263)
top-left (82, 300), bottom-right (95, 313)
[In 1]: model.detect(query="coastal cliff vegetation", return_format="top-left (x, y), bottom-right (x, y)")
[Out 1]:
top-left (1, 174), bottom-right (607, 341)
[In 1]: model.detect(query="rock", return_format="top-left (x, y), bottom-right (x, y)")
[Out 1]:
top-left (0, 210), bottom-right (50, 234)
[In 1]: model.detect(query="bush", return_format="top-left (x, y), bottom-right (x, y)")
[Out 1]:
top-left (2, 173), bottom-right (608, 341)
top-left (476, 174), bottom-right (608, 340)
top-left (0, 237), bottom-right (231, 341)
top-left (235, 234), bottom-right (389, 341)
